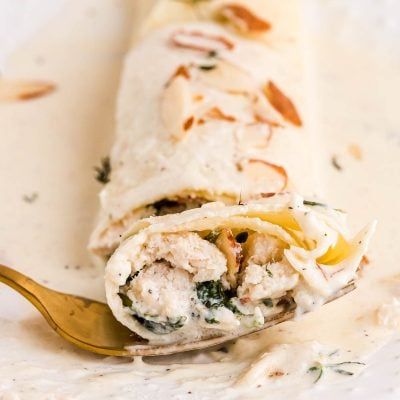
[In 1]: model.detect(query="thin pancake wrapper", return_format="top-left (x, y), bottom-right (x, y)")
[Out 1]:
top-left (106, 193), bottom-right (375, 345)
top-left (89, 0), bottom-right (314, 256)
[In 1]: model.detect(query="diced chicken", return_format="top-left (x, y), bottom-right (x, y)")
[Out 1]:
top-left (126, 261), bottom-right (194, 319)
top-left (238, 233), bottom-right (297, 301)
top-left (143, 232), bottom-right (227, 282)
top-left (237, 261), bottom-right (299, 301)
top-left (242, 233), bottom-right (286, 268)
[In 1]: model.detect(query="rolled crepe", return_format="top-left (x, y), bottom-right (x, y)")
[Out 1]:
top-left (92, 1), bottom-right (375, 345)
top-left (106, 193), bottom-right (375, 344)
top-left (89, 0), bottom-right (315, 256)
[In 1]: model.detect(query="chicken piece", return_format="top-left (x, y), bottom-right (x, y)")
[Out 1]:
top-left (237, 261), bottom-right (299, 301)
top-left (142, 232), bottom-right (227, 282)
top-left (242, 232), bottom-right (286, 268)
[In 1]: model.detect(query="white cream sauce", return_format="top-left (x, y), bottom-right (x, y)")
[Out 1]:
top-left (1, 0), bottom-right (400, 399)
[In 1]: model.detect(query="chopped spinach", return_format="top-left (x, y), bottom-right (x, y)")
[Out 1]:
top-left (196, 281), bottom-right (242, 315)
top-left (125, 271), bottom-right (139, 284)
top-left (262, 298), bottom-right (273, 308)
top-left (225, 300), bottom-right (242, 315)
top-left (94, 157), bottom-right (111, 184)
top-left (204, 230), bottom-right (220, 243)
top-left (134, 315), bottom-right (187, 335)
top-left (118, 293), bottom-right (133, 308)
top-left (205, 317), bottom-right (219, 324)
top-left (152, 199), bottom-right (185, 216)
top-left (196, 280), bottom-right (226, 308)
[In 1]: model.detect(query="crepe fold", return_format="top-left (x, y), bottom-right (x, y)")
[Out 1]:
top-left (89, 0), bottom-right (315, 256)
top-left (106, 193), bottom-right (375, 345)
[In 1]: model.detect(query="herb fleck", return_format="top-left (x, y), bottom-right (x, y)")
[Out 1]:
top-left (262, 298), bottom-right (273, 307)
top-left (198, 64), bottom-right (217, 71)
top-left (94, 156), bottom-right (111, 184)
top-left (308, 363), bottom-right (324, 383)
top-left (205, 316), bottom-right (219, 324)
top-left (22, 192), bottom-right (38, 203)
top-left (265, 266), bottom-right (273, 277)
top-left (331, 155), bottom-right (342, 171)
top-left (308, 361), bottom-right (365, 384)
top-left (303, 200), bottom-right (327, 207)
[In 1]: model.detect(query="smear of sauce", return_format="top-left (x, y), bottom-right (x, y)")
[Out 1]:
top-left (0, 0), bottom-right (400, 399)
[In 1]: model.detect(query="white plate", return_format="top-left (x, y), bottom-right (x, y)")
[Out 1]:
top-left (0, 1), bottom-right (399, 399)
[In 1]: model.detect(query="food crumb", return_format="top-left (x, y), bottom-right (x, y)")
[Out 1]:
top-left (348, 143), bottom-right (363, 160)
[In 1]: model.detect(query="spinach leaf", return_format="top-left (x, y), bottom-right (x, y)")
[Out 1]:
top-left (118, 293), bottom-right (133, 308)
top-left (134, 316), bottom-right (187, 335)
top-left (262, 298), bottom-right (273, 307)
top-left (196, 281), bottom-right (243, 315)
top-left (196, 280), bottom-right (226, 308)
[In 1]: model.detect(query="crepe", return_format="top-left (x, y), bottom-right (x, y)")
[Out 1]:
top-left (91, 0), bottom-right (375, 345)
top-left (106, 193), bottom-right (375, 344)
top-left (89, 0), bottom-right (315, 256)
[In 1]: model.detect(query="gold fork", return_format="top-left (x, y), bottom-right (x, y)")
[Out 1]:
top-left (0, 264), bottom-right (355, 357)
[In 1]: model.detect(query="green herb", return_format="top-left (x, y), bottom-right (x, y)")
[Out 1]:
top-left (196, 280), bottom-right (226, 308)
top-left (198, 64), bottom-right (217, 71)
top-left (331, 155), bottom-right (342, 171)
top-left (125, 271), bottom-right (139, 284)
top-left (308, 363), bottom-right (324, 383)
top-left (262, 298), bottom-right (273, 307)
top-left (265, 267), bottom-right (273, 277)
top-left (205, 316), bottom-right (219, 324)
top-left (118, 293), bottom-right (132, 308)
top-left (326, 361), bottom-right (365, 368)
top-left (225, 300), bottom-right (242, 315)
top-left (204, 230), bottom-right (220, 243)
top-left (196, 281), bottom-right (242, 314)
top-left (134, 316), bottom-right (187, 335)
top-left (303, 200), bottom-right (327, 207)
top-left (235, 232), bottom-right (249, 243)
top-left (308, 361), bottom-right (365, 384)
top-left (333, 369), bottom-right (353, 376)
top-left (94, 156), bottom-right (111, 184)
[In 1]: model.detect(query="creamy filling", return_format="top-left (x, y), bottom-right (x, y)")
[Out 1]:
top-left (117, 230), bottom-right (308, 338)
